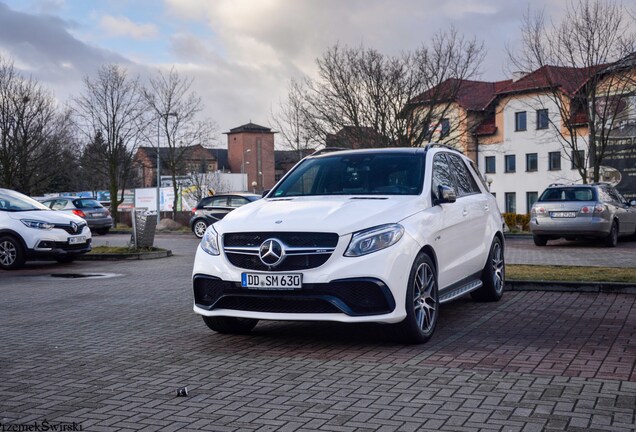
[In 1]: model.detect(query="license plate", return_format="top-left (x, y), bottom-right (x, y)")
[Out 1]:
top-left (551, 211), bottom-right (576, 218)
top-left (68, 236), bottom-right (86, 244)
top-left (241, 273), bottom-right (302, 290)
top-left (90, 212), bottom-right (105, 217)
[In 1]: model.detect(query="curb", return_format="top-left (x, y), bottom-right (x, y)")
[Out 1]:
top-left (78, 249), bottom-right (173, 261)
top-left (506, 279), bottom-right (636, 294)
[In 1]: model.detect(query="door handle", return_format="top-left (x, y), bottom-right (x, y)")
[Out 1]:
top-left (462, 209), bottom-right (468, 217)
top-left (484, 205), bottom-right (489, 211)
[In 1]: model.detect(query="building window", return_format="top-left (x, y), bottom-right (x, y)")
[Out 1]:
top-left (526, 153), bottom-right (538, 172)
top-left (485, 156), bottom-right (496, 174)
top-left (536, 109), bottom-right (549, 129)
top-left (549, 151), bottom-right (561, 170)
top-left (505, 192), bottom-right (516, 214)
top-left (515, 112), bottom-right (527, 131)
top-left (439, 118), bottom-right (450, 138)
top-left (571, 150), bottom-right (585, 169)
top-left (526, 192), bottom-right (538, 213)
top-left (505, 155), bottom-right (516, 173)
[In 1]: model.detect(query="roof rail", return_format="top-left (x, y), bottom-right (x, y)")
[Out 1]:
top-left (423, 143), bottom-right (463, 154)
top-left (548, 183), bottom-right (566, 187)
top-left (310, 147), bottom-right (348, 157)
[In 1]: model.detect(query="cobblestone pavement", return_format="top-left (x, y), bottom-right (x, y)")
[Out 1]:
top-left (0, 234), bottom-right (634, 431)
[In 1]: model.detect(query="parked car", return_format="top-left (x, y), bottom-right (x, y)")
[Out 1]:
top-left (191, 146), bottom-right (505, 344)
top-left (39, 196), bottom-right (113, 235)
top-left (0, 188), bottom-right (92, 270)
top-left (530, 183), bottom-right (636, 247)
top-left (189, 193), bottom-right (260, 238)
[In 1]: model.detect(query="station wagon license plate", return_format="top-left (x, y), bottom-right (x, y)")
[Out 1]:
top-left (241, 273), bottom-right (302, 290)
top-left (551, 211), bottom-right (576, 218)
top-left (68, 236), bottom-right (86, 244)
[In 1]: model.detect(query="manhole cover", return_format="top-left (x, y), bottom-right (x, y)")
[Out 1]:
top-left (50, 273), bottom-right (122, 279)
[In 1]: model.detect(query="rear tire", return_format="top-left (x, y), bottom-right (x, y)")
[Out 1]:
top-left (533, 235), bottom-right (548, 246)
top-left (96, 228), bottom-right (110, 235)
top-left (395, 253), bottom-right (439, 344)
top-left (193, 220), bottom-right (208, 239)
top-left (604, 221), bottom-right (618, 247)
top-left (0, 235), bottom-right (25, 270)
top-left (202, 316), bottom-right (258, 334)
top-left (471, 237), bottom-right (504, 302)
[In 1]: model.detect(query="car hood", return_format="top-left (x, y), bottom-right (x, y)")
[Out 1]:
top-left (215, 195), bottom-right (425, 235)
top-left (5, 209), bottom-right (86, 224)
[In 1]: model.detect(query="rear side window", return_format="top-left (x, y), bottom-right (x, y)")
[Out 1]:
top-left (538, 187), bottom-right (595, 202)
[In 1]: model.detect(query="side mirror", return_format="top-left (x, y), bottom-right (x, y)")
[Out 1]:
top-left (630, 200), bottom-right (636, 207)
top-left (436, 185), bottom-right (456, 205)
top-left (261, 189), bottom-right (270, 198)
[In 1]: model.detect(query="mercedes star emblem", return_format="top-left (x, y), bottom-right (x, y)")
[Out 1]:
top-left (259, 238), bottom-right (285, 267)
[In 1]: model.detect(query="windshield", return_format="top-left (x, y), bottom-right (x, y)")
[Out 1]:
top-left (0, 189), bottom-right (50, 212)
top-left (538, 187), bottom-right (596, 202)
top-left (271, 152), bottom-right (424, 197)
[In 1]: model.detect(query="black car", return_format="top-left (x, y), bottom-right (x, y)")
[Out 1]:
top-left (189, 193), bottom-right (260, 238)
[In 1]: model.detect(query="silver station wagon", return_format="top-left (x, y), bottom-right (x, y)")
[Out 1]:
top-left (530, 183), bottom-right (636, 247)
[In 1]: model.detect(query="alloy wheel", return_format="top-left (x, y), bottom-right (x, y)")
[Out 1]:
top-left (0, 240), bottom-right (17, 266)
top-left (491, 241), bottom-right (505, 294)
top-left (413, 262), bottom-right (437, 333)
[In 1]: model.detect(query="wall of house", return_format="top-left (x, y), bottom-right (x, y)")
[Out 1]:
top-left (478, 93), bottom-right (589, 214)
top-left (227, 131), bottom-right (276, 192)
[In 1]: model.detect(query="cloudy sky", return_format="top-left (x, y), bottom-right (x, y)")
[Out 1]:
top-left (0, 0), bottom-right (578, 145)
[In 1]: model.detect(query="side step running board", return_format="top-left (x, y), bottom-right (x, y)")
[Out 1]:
top-left (439, 280), bottom-right (483, 304)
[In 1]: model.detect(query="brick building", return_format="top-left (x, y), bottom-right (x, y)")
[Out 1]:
top-left (225, 122), bottom-right (276, 192)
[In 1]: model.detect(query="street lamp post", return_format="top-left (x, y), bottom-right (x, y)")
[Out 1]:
top-left (156, 112), bottom-right (178, 223)
top-left (241, 148), bottom-right (251, 192)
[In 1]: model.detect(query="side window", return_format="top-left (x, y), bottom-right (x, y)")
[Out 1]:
top-left (447, 154), bottom-right (480, 196)
top-left (52, 200), bottom-right (67, 210)
top-left (41, 200), bottom-right (54, 209)
top-left (431, 153), bottom-right (455, 202)
top-left (210, 196), bottom-right (228, 207)
top-left (607, 187), bottom-right (625, 205)
top-left (228, 197), bottom-right (249, 207)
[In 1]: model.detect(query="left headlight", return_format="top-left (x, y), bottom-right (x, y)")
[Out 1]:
top-left (344, 223), bottom-right (404, 257)
top-left (201, 225), bottom-right (220, 256)
top-left (21, 219), bottom-right (54, 230)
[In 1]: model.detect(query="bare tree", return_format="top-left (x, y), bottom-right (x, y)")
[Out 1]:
top-left (270, 79), bottom-right (320, 158)
top-left (73, 64), bottom-right (148, 221)
top-left (0, 56), bottom-right (70, 195)
top-left (290, 27), bottom-right (484, 149)
top-left (510, 0), bottom-right (636, 183)
top-left (143, 67), bottom-right (217, 218)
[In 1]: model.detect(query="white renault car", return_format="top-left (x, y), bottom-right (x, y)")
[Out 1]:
top-left (0, 188), bottom-right (92, 270)
top-left (192, 146), bottom-right (505, 343)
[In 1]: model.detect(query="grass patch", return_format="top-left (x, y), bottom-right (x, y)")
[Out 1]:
top-left (89, 246), bottom-right (166, 254)
top-left (508, 264), bottom-right (636, 283)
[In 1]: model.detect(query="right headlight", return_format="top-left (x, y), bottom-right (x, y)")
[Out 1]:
top-left (344, 223), bottom-right (404, 257)
top-left (200, 225), bottom-right (220, 256)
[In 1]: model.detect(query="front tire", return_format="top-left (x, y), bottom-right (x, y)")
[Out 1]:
top-left (0, 236), bottom-right (25, 270)
top-left (96, 228), bottom-right (110, 235)
top-left (202, 316), bottom-right (258, 334)
top-left (192, 220), bottom-right (208, 239)
top-left (471, 237), bottom-right (505, 302)
top-left (395, 253), bottom-right (439, 344)
top-left (604, 221), bottom-right (618, 247)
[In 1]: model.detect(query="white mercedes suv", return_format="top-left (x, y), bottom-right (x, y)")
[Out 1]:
top-left (192, 146), bottom-right (505, 343)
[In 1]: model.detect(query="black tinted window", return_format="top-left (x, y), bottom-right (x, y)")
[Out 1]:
top-left (73, 199), bottom-right (103, 209)
top-left (447, 154), bottom-right (480, 196)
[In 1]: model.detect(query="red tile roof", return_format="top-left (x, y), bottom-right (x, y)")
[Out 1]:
top-left (496, 65), bottom-right (606, 97)
top-left (409, 78), bottom-right (512, 112)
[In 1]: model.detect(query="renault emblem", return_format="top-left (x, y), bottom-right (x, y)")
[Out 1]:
top-left (71, 222), bottom-right (78, 233)
top-left (259, 239), bottom-right (285, 267)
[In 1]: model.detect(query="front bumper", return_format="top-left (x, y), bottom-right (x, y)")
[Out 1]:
top-left (191, 232), bottom-right (420, 324)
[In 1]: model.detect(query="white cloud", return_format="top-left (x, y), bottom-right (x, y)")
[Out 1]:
top-left (99, 15), bottom-right (159, 40)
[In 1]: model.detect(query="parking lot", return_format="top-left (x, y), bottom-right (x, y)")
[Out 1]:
top-left (1, 233), bottom-right (635, 431)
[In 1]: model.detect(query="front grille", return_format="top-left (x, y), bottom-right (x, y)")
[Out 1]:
top-left (193, 275), bottom-right (395, 316)
top-left (54, 222), bottom-right (87, 235)
top-left (224, 232), bottom-right (338, 248)
top-left (223, 232), bottom-right (339, 272)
